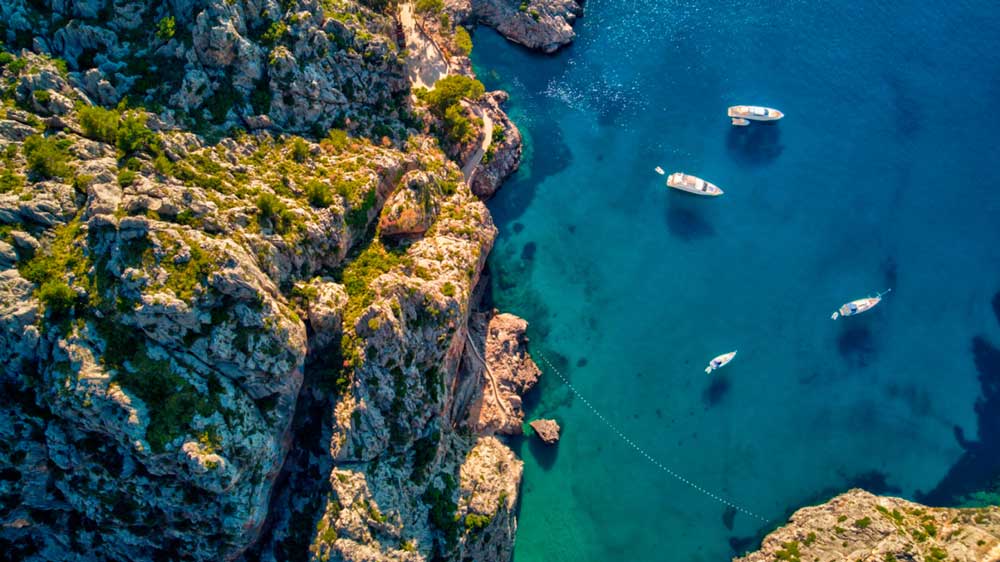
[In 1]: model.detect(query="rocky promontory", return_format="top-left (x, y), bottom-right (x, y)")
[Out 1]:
top-left (448, 0), bottom-right (584, 53)
top-left (734, 489), bottom-right (1000, 562)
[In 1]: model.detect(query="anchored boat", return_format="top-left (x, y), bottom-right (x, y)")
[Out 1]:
top-left (654, 166), bottom-right (665, 175)
top-left (706, 351), bottom-right (737, 374)
top-left (831, 289), bottom-right (891, 320)
top-left (666, 172), bottom-right (723, 196)
top-left (728, 105), bottom-right (784, 125)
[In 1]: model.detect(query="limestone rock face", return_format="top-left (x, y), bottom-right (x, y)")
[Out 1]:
top-left (529, 418), bottom-right (560, 444)
top-left (5, 0), bottom-right (407, 134)
top-left (734, 489), bottom-right (1000, 562)
top-left (458, 0), bottom-right (584, 53)
top-left (1, 4), bottom-right (535, 559)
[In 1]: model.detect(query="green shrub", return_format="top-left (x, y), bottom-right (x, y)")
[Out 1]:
top-left (117, 168), bottom-right (137, 187)
top-left (441, 282), bottom-right (455, 297)
top-left (324, 128), bottom-right (350, 151)
top-left (156, 16), bottom-right (176, 40)
top-left (79, 106), bottom-right (120, 143)
top-left (422, 75), bottom-right (485, 114)
top-left (854, 516), bottom-right (872, 529)
top-left (262, 21), bottom-right (288, 45)
top-left (117, 111), bottom-right (153, 154)
top-left (23, 135), bottom-right (72, 179)
top-left (453, 27), bottom-right (472, 56)
top-left (464, 513), bottom-right (491, 531)
top-left (37, 280), bottom-right (77, 317)
top-left (7, 57), bottom-right (27, 75)
top-left (443, 104), bottom-right (474, 144)
top-left (32, 89), bottom-right (51, 104)
top-left (0, 168), bottom-right (24, 193)
top-left (289, 137), bottom-right (310, 163)
top-left (415, 0), bottom-right (443, 15)
top-left (304, 180), bottom-right (333, 207)
top-left (0, 52), bottom-right (14, 68)
top-left (256, 192), bottom-right (296, 234)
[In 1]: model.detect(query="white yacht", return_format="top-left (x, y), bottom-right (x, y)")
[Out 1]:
top-left (666, 173), bottom-right (723, 196)
top-left (728, 105), bottom-right (784, 124)
top-left (831, 289), bottom-right (891, 320)
top-left (705, 351), bottom-right (737, 374)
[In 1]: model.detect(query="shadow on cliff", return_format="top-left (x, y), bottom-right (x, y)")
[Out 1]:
top-left (918, 290), bottom-right (1000, 505)
top-left (664, 196), bottom-right (716, 242)
top-left (725, 123), bottom-right (784, 167)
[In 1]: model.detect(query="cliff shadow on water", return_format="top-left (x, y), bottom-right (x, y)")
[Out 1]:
top-left (918, 289), bottom-right (1000, 506)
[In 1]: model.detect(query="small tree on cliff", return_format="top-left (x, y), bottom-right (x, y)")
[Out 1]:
top-left (421, 75), bottom-right (484, 114)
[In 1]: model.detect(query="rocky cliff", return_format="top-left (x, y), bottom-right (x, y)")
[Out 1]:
top-left (734, 489), bottom-right (1000, 562)
top-left (0, 1), bottom-right (540, 561)
top-left (446, 0), bottom-right (584, 53)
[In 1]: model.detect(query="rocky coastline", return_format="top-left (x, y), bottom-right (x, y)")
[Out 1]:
top-left (0, 0), bottom-right (577, 560)
top-left (734, 489), bottom-right (1000, 562)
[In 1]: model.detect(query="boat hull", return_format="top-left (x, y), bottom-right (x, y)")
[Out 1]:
top-left (666, 173), bottom-right (723, 196)
top-left (728, 105), bottom-right (784, 122)
top-left (706, 351), bottom-right (737, 374)
top-left (831, 297), bottom-right (881, 320)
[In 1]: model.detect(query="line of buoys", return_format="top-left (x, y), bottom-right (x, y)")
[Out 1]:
top-left (535, 351), bottom-right (771, 524)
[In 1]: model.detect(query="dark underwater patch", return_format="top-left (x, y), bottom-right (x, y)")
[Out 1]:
top-left (724, 123), bottom-right (784, 167)
top-left (664, 203), bottom-right (716, 242)
top-left (837, 326), bottom-right (876, 368)
top-left (886, 74), bottom-right (922, 139)
top-left (702, 375), bottom-right (731, 408)
top-left (722, 505), bottom-right (736, 530)
top-left (521, 241), bottom-right (537, 262)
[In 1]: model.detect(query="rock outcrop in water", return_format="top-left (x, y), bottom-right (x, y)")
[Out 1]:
top-left (733, 489), bottom-right (1000, 562)
top-left (0, 1), bottom-right (539, 561)
top-left (447, 0), bottom-right (584, 53)
top-left (528, 419), bottom-right (559, 444)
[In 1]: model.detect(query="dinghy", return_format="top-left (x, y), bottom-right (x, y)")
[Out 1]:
top-left (654, 166), bottom-right (665, 175)
top-left (831, 289), bottom-right (891, 320)
top-left (705, 351), bottom-right (737, 374)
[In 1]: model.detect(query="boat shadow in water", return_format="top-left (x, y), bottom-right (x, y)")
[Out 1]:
top-left (837, 325), bottom-right (877, 368)
top-left (918, 289), bottom-right (1000, 505)
top-left (664, 196), bottom-right (716, 242)
top-left (725, 123), bottom-right (784, 167)
top-left (702, 375), bottom-right (731, 408)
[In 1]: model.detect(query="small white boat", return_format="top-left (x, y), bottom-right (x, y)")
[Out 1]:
top-left (831, 289), bottom-right (891, 320)
top-left (731, 117), bottom-right (750, 126)
top-left (654, 166), bottom-right (665, 175)
top-left (666, 172), bottom-right (723, 196)
top-left (728, 105), bottom-right (784, 123)
top-left (705, 351), bottom-right (737, 374)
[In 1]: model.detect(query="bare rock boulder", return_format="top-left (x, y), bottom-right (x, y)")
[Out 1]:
top-left (529, 418), bottom-right (560, 444)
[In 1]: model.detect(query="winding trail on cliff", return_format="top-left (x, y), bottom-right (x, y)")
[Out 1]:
top-left (465, 331), bottom-right (512, 417)
top-left (399, 3), bottom-right (449, 89)
top-left (461, 106), bottom-right (494, 184)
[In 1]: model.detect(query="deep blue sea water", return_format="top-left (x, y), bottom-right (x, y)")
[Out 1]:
top-left (471, 0), bottom-right (1000, 560)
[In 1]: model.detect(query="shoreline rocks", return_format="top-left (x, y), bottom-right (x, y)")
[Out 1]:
top-left (450, 0), bottom-right (585, 53)
top-left (734, 489), bottom-right (1000, 562)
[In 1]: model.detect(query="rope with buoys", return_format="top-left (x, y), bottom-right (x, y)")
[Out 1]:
top-left (535, 350), bottom-right (771, 524)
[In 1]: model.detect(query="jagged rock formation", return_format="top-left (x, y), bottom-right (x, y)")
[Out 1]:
top-left (734, 489), bottom-right (1000, 562)
top-left (0, 1), bottom-right (542, 561)
top-left (447, 0), bottom-right (583, 53)
top-left (464, 311), bottom-right (541, 435)
top-left (528, 418), bottom-right (559, 444)
top-left (469, 91), bottom-right (521, 200)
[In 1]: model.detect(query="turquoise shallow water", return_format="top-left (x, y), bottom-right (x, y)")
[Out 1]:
top-left (471, 0), bottom-right (1000, 560)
